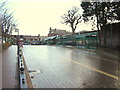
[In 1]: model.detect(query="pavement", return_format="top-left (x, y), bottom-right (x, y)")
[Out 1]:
top-left (2, 45), bottom-right (19, 88)
top-left (0, 44), bottom-right (2, 89)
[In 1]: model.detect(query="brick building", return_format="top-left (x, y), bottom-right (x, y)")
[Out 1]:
top-left (11, 35), bottom-right (40, 45)
top-left (48, 27), bottom-right (72, 37)
top-left (23, 35), bottom-right (40, 44)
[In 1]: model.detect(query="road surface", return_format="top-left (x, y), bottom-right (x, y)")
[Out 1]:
top-left (22, 45), bottom-right (119, 88)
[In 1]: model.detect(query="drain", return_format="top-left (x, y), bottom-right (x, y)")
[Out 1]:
top-left (28, 69), bottom-right (42, 73)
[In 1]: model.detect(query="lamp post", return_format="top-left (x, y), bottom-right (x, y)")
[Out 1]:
top-left (15, 28), bottom-right (19, 57)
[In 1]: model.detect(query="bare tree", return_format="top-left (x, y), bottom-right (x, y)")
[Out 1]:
top-left (0, 1), bottom-right (7, 10)
top-left (2, 10), bottom-right (14, 42)
top-left (61, 7), bottom-right (82, 33)
top-left (0, 1), bottom-right (18, 43)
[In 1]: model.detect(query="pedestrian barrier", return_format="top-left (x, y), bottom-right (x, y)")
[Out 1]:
top-left (18, 46), bottom-right (28, 89)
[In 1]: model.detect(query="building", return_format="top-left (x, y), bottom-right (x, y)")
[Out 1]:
top-left (11, 35), bottom-right (40, 45)
top-left (79, 30), bottom-right (97, 34)
top-left (48, 27), bottom-right (72, 37)
top-left (23, 35), bottom-right (40, 45)
top-left (40, 36), bottom-right (48, 41)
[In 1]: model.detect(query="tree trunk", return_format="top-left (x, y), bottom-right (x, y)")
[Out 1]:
top-left (2, 31), bottom-right (3, 44)
top-left (71, 24), bottom-right (75, 34)
top-left (102, 3), bottom-right (107, 49)
top-left (95, 3), bottom-right (101, 48)
top-left (96, 14), bottom-right (101, 47)
top-left (97, 22), bottom-right (101, 47)
top-left (2, 26), bottom-right (4, 44)
top-left (4, 32), bottom-right (6, 43)
top-left (72, 29), bottom-right (75, 34)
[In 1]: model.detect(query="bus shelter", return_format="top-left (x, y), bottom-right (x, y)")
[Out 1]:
top-left (75, 32), bottom-right (98, 49)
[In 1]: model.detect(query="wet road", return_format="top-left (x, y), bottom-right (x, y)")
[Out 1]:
top-left (22, 45), bottom-right (119, 88)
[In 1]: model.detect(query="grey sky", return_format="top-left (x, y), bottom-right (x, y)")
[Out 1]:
top-left (2, 0), bottom-right (94, 36)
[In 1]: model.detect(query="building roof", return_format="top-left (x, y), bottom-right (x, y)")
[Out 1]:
top-left (48, 28), bottom-right (72, 37)
top-left (23, 35), bottom-right (39, 39)
top-left (44, 36), bottom-right (57, 41)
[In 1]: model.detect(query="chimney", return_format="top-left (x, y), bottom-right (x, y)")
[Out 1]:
top-left (49, 27), bottom-right (52, 33)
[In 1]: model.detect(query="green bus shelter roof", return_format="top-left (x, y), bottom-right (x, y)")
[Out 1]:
top-left (74, 32), bottom-right (97, 38)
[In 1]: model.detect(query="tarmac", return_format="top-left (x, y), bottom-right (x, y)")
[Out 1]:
top-left (1, 45), bottom-right (120, 88)
top-left (64, 45), bottom-right (120, 62)
top-left (22, 45), bottom-right (119, 88)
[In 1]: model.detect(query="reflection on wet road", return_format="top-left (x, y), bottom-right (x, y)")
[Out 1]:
top-left (23, 45), bottom-right (119, 88)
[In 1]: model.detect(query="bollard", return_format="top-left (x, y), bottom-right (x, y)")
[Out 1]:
top-left (18, 47), bottom-right (28, 89)
top-left (20, 66), bottom-right (24, 73)
top-left (22, 78), bottom-right (25, 83)
top-left (20, 66), bottom-right (24, 71)
top-left (21, 63), bottom-right (23, 66)
top-left (19, 54), bottom-right (22, 58)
